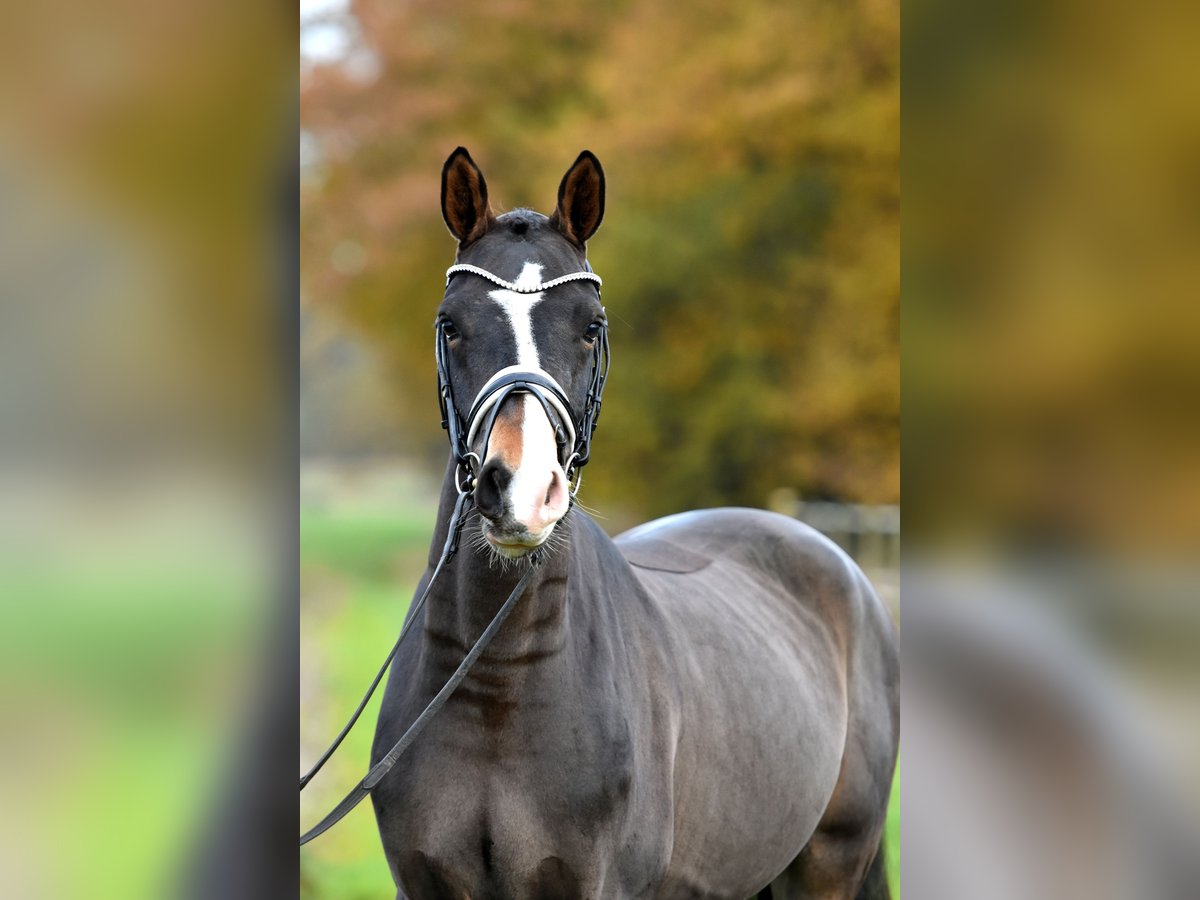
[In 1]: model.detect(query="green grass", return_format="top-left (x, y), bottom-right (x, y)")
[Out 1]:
top-left (0, 537), bottom-right (265, 898)
top-left (300, 508), bottom-right (900, 897)
top-left (301, 506), bottom-right (430, 900)
top-left (301, 508), bottom-right (434, 581)
top-left (886, 768), bottom-right (900, 895)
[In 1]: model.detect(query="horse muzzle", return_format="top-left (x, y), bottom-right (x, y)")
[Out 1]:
top-left (472, 394), bottom-right (571, 553)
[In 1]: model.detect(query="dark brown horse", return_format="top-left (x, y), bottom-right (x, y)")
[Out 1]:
top-left (369, 148), bottom-right (898, 899)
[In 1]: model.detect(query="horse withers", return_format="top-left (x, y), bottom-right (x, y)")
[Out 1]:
top-left (369, 148), bottom-right (899, 899)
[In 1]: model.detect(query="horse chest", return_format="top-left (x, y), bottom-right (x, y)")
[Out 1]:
top-left (392, 784), bottom-right (605, 900)
top-left (379, 683), bottom-right (654, 899)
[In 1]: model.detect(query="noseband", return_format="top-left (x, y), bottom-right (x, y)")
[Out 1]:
top-left (437, 263), bottom-right (610, 494)
top-left (300, 261), bottom-right (609, 846)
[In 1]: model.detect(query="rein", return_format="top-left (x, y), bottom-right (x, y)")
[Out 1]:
top-left (299, 263), bottom-right (607, 846)
top-left (300, 539), bottom-right (542, 845)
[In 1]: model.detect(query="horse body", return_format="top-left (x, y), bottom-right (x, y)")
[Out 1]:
top-left (373, 499), bottom-right (896, 899)
top-left (373, 492), bottom-right (674, 898)
top-left (620, 508), bottom-right (892, 899)
top-left (367, 149), bottom-right (898, 899)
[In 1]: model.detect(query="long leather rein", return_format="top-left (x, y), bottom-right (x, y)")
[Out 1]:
top-left (299, 264), bottom-right (607, 846)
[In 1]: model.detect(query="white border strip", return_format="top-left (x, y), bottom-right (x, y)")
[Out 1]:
top-left (446, 264), bottom-right (602, 294)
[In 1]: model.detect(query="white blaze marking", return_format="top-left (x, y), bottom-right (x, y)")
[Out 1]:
top-left (488, 261), bottom-right (546, 367)
top-left (510, 393), bottom-right (559, 525)
top-left (483, 261), bottom-right (566, 534)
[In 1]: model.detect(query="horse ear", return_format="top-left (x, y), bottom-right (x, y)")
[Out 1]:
top-left (550, 151), bottom-right (605, 247)
top-left (441, 147), bottom-right (494, 246)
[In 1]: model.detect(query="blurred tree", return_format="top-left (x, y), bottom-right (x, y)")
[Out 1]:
top-left (301, 0), bottom-right (898, 519)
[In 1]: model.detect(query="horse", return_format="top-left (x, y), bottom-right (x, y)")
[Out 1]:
top-left (368, 148), bottom-right (899, 899)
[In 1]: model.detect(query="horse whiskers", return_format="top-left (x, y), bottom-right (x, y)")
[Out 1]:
top-left (462, 506), bottom-right (574, 571)
top-left (570, 497), bottom-right (605, 519)
top-left (536, 511), bottom-right (574, 560)
top-left (464, 513), bottom-right (527, 573)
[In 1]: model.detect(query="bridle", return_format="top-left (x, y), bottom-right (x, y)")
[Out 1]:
top-left (437, 261), bottom-right (609, 495)
top-left (300, 262), bottom-right (608, 846)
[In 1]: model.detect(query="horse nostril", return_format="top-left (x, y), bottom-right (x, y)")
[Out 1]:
top-left (542, 467), bottom-right (569, 519)
top-left (474, 458), bottom-right (512, 522)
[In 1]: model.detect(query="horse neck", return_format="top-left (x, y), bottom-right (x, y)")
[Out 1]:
top-left (421, 458), bottom-right (574, 661)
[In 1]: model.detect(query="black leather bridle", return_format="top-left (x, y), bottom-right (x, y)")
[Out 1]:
top-left (437, 261), bottom-right (609, 494)
top-left (300, 263), bottom-right (608, 846)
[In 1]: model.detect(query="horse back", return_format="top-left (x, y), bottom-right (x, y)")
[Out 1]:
top-left (614, 507), bottom-right (897, 733)
top-left (615, 506), bottom-right (891, 654)
top-left (613, 507), bottom-right (898, 895)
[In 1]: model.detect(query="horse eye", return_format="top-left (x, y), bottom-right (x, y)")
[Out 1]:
top-left (583, 321), bottom-right (603, 343)
top-left (440, 319), bottom-right (460, 342)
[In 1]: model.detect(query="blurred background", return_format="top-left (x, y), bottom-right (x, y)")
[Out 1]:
top-left (903, 0), bottom-right (1200, 897)
top-left (3, 0), bottom-right (1196, 898)
top-left (299, 0), bottom-right (898, 896)
top-left (0, 1), bottom-right (294, 898)
top-left (299, 0), bottom-right (899, 515)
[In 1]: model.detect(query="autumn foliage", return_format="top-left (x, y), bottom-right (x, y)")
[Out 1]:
top-left (301, 0), bottom-right (898, 519)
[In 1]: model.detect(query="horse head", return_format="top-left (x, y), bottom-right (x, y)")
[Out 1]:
top-left (436, 147), bottom-right (607, 559)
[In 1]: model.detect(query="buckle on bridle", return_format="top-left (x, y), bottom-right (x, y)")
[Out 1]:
top-left (564, 452), bottom-right (585, 497)
top-left (455, 453), bottom-right (480, 496)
